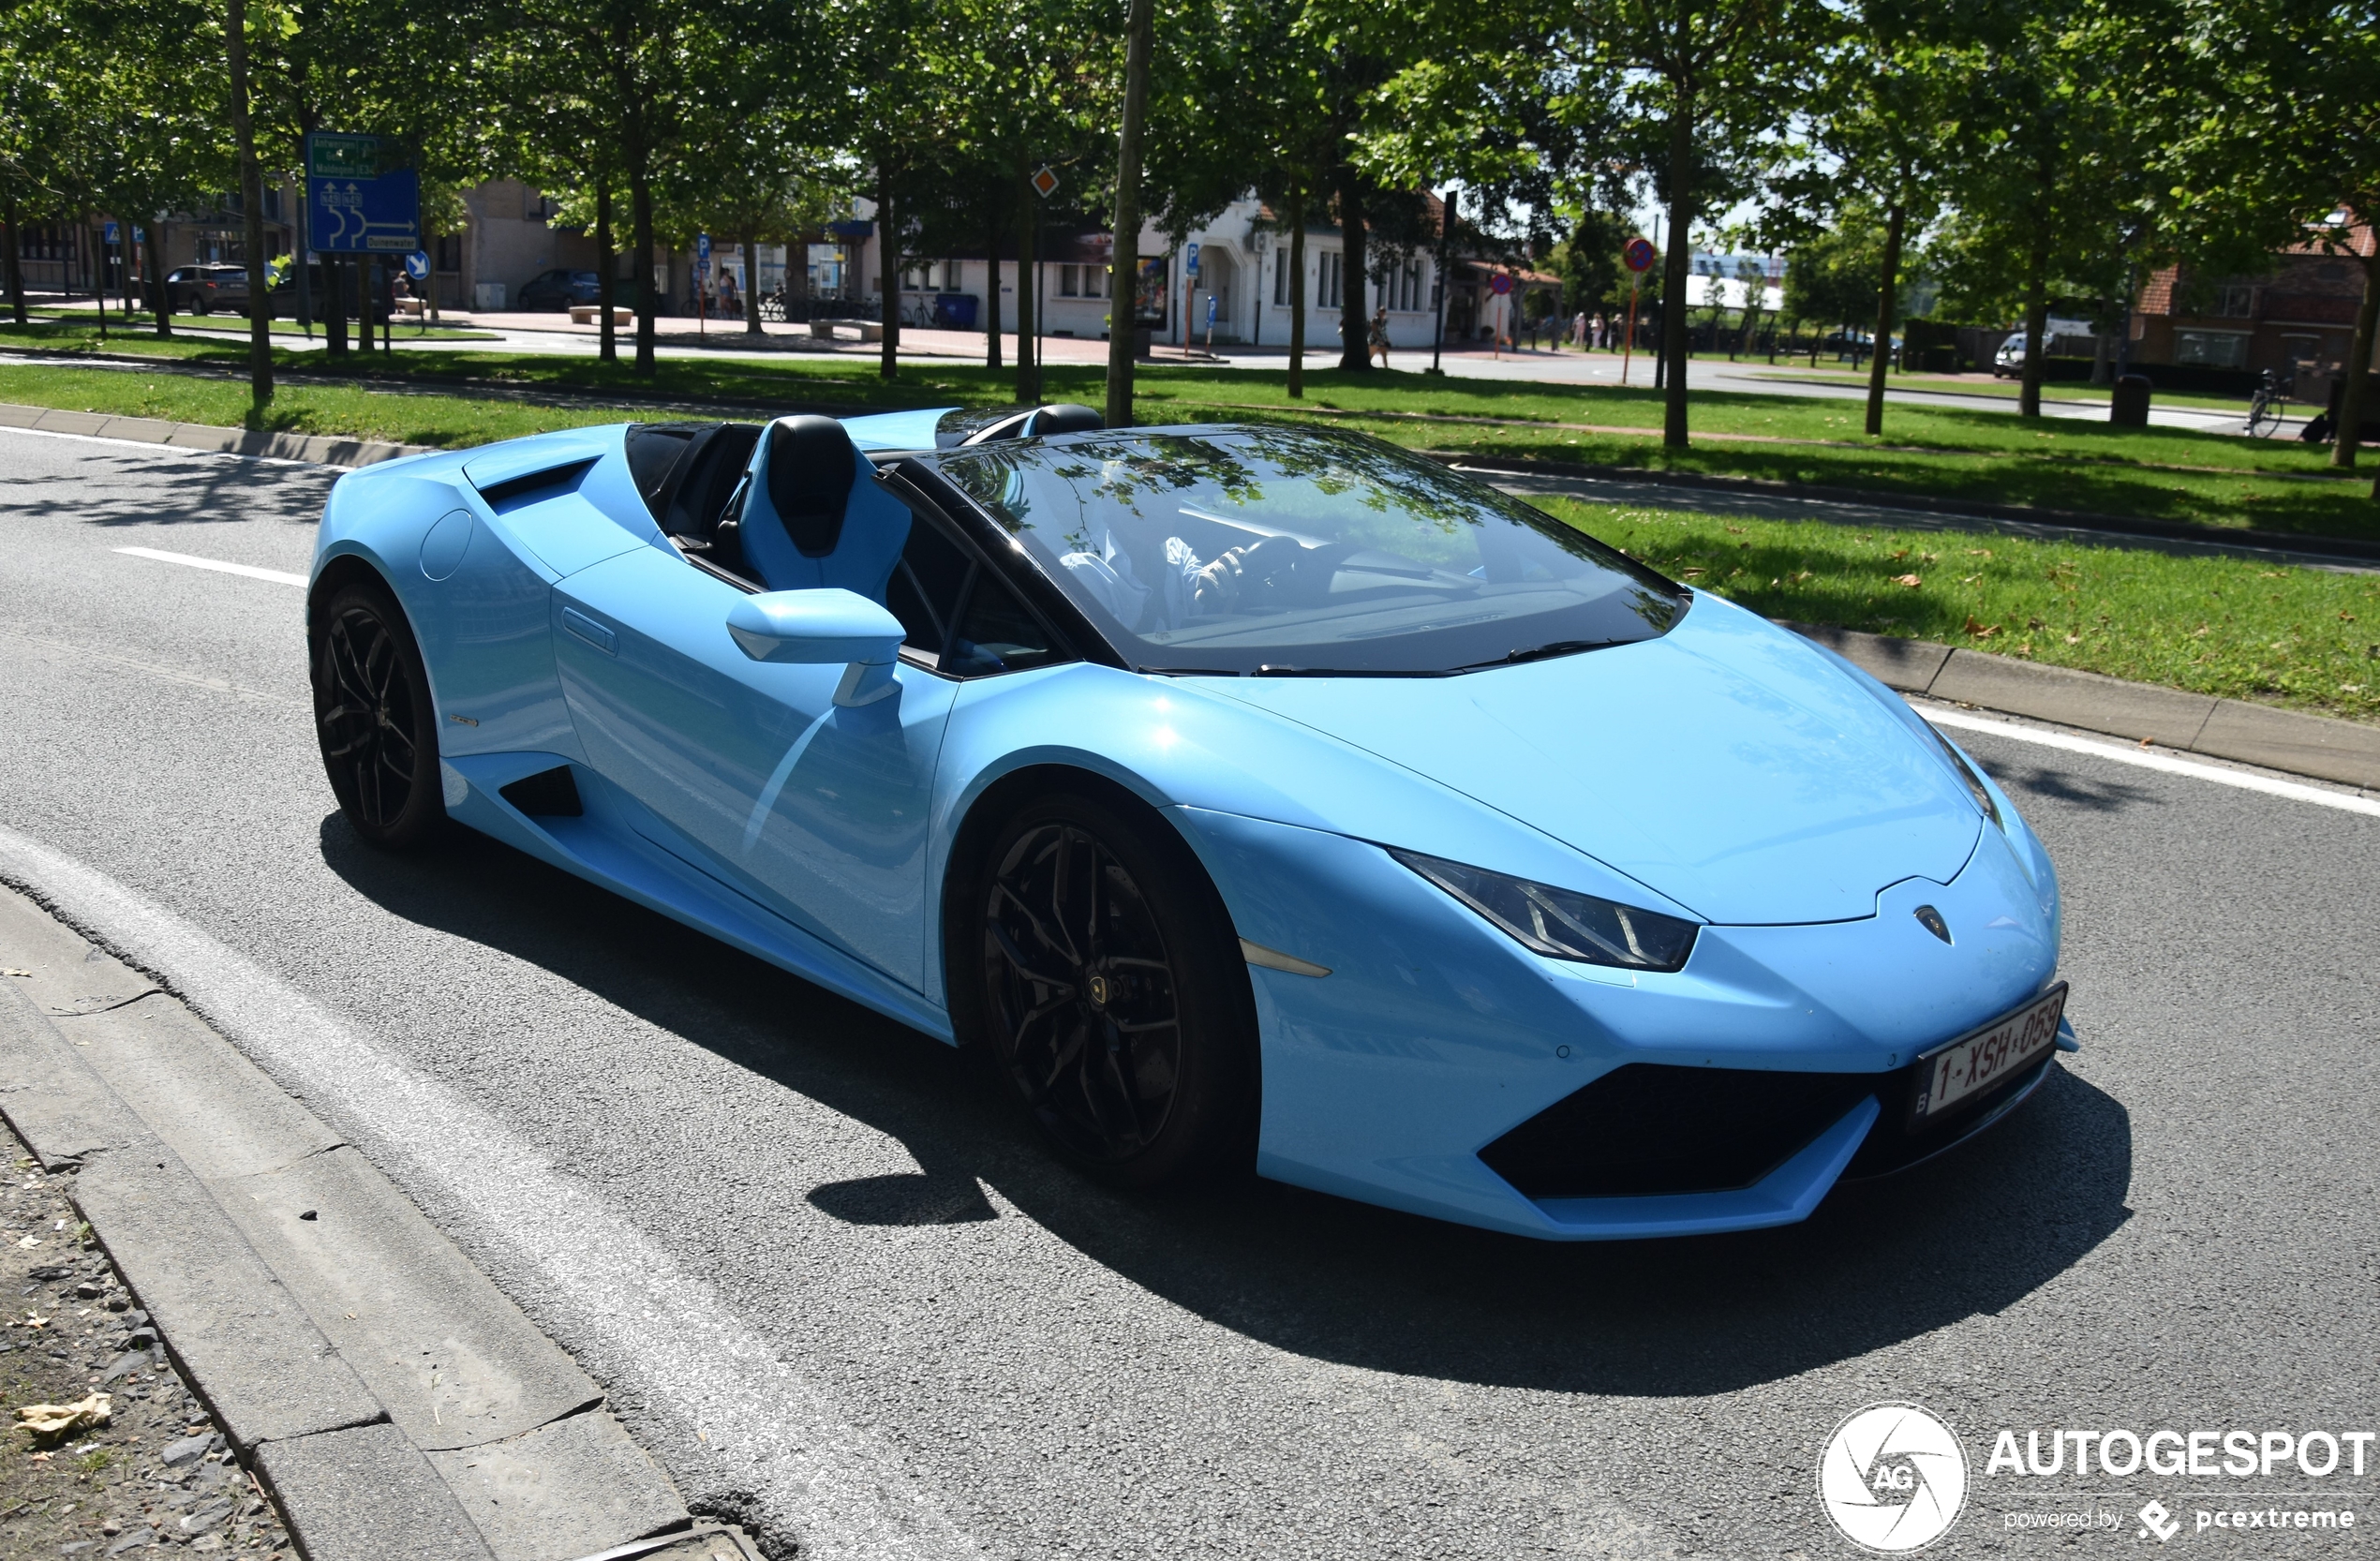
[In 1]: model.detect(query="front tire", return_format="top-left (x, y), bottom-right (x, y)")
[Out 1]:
top-left (311, 582), bottom-right (445, 850)
top-left (970, 790), bottom-right (1257, 1190)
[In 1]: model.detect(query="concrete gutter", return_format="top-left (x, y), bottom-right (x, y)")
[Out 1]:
top-left (0, 885), bottom-right (757, 1561)
top-left (1787, 621), bottom-right (2380, 792)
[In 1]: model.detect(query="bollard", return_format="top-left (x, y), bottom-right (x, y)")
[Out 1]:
top-left (2110, 373), bottom-right (2151, 426)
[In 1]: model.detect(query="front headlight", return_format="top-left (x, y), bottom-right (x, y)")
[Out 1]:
top-left (1391, 849), bottom-right (1699, 972)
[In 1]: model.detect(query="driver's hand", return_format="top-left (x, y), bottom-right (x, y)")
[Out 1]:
top-left (1192, 546), bottom-right (1251, 609)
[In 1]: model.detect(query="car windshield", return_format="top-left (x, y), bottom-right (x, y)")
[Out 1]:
top-left (930, 425), bottom-right (1684, 675)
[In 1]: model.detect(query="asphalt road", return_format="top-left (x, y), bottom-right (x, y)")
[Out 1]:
top-left (3, 425), bottom-right (2375, 1558)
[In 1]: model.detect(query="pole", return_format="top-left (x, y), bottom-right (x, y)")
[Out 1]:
top-left (1429, 187), bottom-right (1452, 376)
top-left (1622, 272), bottom-right (1640, 385)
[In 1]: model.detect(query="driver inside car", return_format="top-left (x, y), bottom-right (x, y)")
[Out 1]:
top-left (1056, 528), bottom-right (1304, 631)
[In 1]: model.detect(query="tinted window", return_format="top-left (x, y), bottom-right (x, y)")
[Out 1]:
top-left (930, 426), bottom-right (1683, 676)
top-left (946, 573), bottom-right (1063, 677)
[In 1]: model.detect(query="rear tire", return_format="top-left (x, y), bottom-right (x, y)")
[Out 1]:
top-left (967, 789), bottom-right (1257, 1191)
top-left (311, 582), bottom-right (446, 851)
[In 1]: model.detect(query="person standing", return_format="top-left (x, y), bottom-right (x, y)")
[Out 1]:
top-left (718, 264), bottom-right (741, 320)
top-left (1368, 305), bottom-right (1391, 368)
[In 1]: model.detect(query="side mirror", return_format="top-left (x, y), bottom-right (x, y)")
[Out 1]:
top-left (725, 588), bottom-right (905, 706)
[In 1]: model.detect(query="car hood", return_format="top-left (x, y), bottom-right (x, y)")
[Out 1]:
top-left (1197, 597), bottom-right (1981, 926)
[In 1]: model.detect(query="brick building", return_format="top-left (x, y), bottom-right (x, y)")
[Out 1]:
top-left (2132, 224), bottom-right (2376, 385)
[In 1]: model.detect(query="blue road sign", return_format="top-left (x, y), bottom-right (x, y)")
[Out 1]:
top-left (132, 227), bottom-right (144, 245)
top-left (405, 251), bottom-right (430, 281)
top-left (305, 132), bottom-right (420, 254)
top-left (1185, 242), bottom-right (1200, 276)
top-left (696, 233), bottom-right (712, 265)
top-left (1206, 293), bottom-right (1217, 327)
top-left (104, 221), bottom-right (119, 243)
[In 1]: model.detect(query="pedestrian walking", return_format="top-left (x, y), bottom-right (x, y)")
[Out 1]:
top-left (718, 266), bottom-right (741, 319)
top-left (1368, 306), bottom-right (1391, 368)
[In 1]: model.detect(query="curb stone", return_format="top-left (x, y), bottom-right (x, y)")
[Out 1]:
top-left (0, 887), bottom-right (723, 1561)
top-left (1783, 621), bottom-right (2380, 791)
top-left (0, 400), bottom-right (428, 468)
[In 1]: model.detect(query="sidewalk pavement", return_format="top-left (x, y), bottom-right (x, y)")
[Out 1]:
top-left (0, 889), bottom-right (757, 1561)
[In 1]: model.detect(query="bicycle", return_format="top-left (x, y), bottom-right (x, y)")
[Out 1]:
top-left (2246, 369), bottom-right (2293, 438)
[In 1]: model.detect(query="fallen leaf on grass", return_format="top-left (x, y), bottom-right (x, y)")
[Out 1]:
top-left (2064, 633), bottom-right (2081, 645)
top-left (2343, 612), bottom-right (2358, 622)
top-left (15, 1394), bottom-right (110, 1441)
top-left (1963, 617), bottom-right (2001, 638)
top-left (1964, 548), bottom-right (1994, 558)
top-left (1892, 573), bottom-right (1924, 588)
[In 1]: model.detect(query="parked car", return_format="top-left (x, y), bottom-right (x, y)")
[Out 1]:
top-left (306, 409), bottom-right (2072, 1241)
top-left (1992, 333), bottom-right (2028, 378)
top-left (159, 264), bottom-right (250, 315)
top-left (515, 269), bottom-right (604, 311)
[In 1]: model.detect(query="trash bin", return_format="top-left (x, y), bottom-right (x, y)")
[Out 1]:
top-left (932, 293), bottom-right (977, 329)
top-left (2110, 374), bottom-right (2151, 426)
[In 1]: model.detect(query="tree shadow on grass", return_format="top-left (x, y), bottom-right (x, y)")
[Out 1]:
top-left (320, 812), bottom-right (2134, 1401)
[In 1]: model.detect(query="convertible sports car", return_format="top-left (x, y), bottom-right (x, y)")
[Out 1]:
top-left (306, 403), bottom-right (2075, 1240)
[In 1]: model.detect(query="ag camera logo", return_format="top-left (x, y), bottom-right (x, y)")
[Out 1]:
top-left (1819, 1403), bottom-right (1969, 1552)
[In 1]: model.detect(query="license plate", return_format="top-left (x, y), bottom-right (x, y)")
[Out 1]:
top-left (1912, 984), bottom-right (2067, 1122)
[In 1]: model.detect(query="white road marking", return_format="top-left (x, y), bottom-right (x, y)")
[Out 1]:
top-left (1921, 705), bottom-right (2380, 818)
top-left (114, 546), bottom-right (309, 587)
top-left (0, 823), bottom-right (976, 1561)
top-left (0, 624), bottom-right (299, 706)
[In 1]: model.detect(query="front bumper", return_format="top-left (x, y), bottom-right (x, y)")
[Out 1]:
top-left (1176, 807), bottom-right (2064, 1241)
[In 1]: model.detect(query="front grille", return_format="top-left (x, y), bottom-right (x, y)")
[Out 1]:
top-left (1480, 1051), bottom-right (2054, 1200)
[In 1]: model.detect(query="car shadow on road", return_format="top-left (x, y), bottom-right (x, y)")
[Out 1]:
top-left (321, 812), bottom-right (2134, 1402)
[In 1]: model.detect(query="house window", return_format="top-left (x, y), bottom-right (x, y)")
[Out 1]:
top-left (1394, 260), bottom-right (1423, 311)
top-left (433, 234), bottom-right (462, 273)
top-left (1273, 252), bottom-right (1287, 305)
top-left (1317, 251), bottom-right (1343, 309)
top-left (2174, 330), bottom-right (2249, 368)
top-left (940, 260), bottom-right (961, 290)
top-left (1087, 264), bottom-right (1106, 298)
top-left (901, 262), bottom-right (932, 290)
top-left (1059, 264), bottom-right (1080, 297)
top-left (2215, 285), bottom-right (2254, 319)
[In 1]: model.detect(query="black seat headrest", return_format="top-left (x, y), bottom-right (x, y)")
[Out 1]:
top-left (1028, 403), bottom-right (1104, 437)
top-left (766, 415), bottom-right (858, 557)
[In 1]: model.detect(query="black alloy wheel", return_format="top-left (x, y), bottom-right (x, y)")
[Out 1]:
top-left (311, 582), bottom-right (445, 850)
top-left (974, 793), bottom-right (1256, 1189)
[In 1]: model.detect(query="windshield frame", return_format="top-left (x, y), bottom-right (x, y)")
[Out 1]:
top-left (912, 424), bottom-right (1688, 678)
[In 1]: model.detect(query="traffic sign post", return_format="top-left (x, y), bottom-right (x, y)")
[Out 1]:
top-left (1182, 242), bottom-right (1199, 350)
top-left (1620, 236), bottom-right (1655, 385)
top-left (696, 233), bottom-right (711, 331)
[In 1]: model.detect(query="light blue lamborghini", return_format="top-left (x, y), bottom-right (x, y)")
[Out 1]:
top-left (306, 403), bottom-right (2075, 1241)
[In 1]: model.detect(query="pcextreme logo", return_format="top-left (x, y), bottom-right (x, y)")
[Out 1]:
top-left (1818, 1408), bottom-right (2370, 1549)
top-left (1819, 1403), bottom-right (1970, 1553)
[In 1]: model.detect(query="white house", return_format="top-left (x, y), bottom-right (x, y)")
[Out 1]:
top-left (846, 193), bottom-right (1452, 350)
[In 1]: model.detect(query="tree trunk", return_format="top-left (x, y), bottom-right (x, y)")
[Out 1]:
top-left (1287, 191), bottom-right (1306, 398)
top-left (2330, 253), bottom-right (2377, 470)
top-left (1105, 0), bottom-right (1155, 427)
top-left (876, 171), bottom-right (899, 379)
top-left (226, 0), bottom-right (272, 402)
top-left (1335, 157), bottom-right (1368, 372)
top-left (596, 183), bottom-right (615, 364)
top-left (1016, 166), bottom-right (1039, 404)
top-left (2018, 229), bottom-right (2049, 419)
top-left (3, 206), bottom-right (21, 325)
top-left (984, 208), bottom-right (1002, 370)
top-left (632, 167), bottom-right (656, 375)
top-left (1659, 95), bottom-right (1694, 448)
top-left (146, 221), bottom-right (170, 336)
top-left (742, 237), bottom-right (761, 334)
top-left (1864, 203), bottom-right (1904, 437)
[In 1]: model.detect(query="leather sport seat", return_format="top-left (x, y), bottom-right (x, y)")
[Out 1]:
top-left (729, 415), bottom-right (912, 599)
